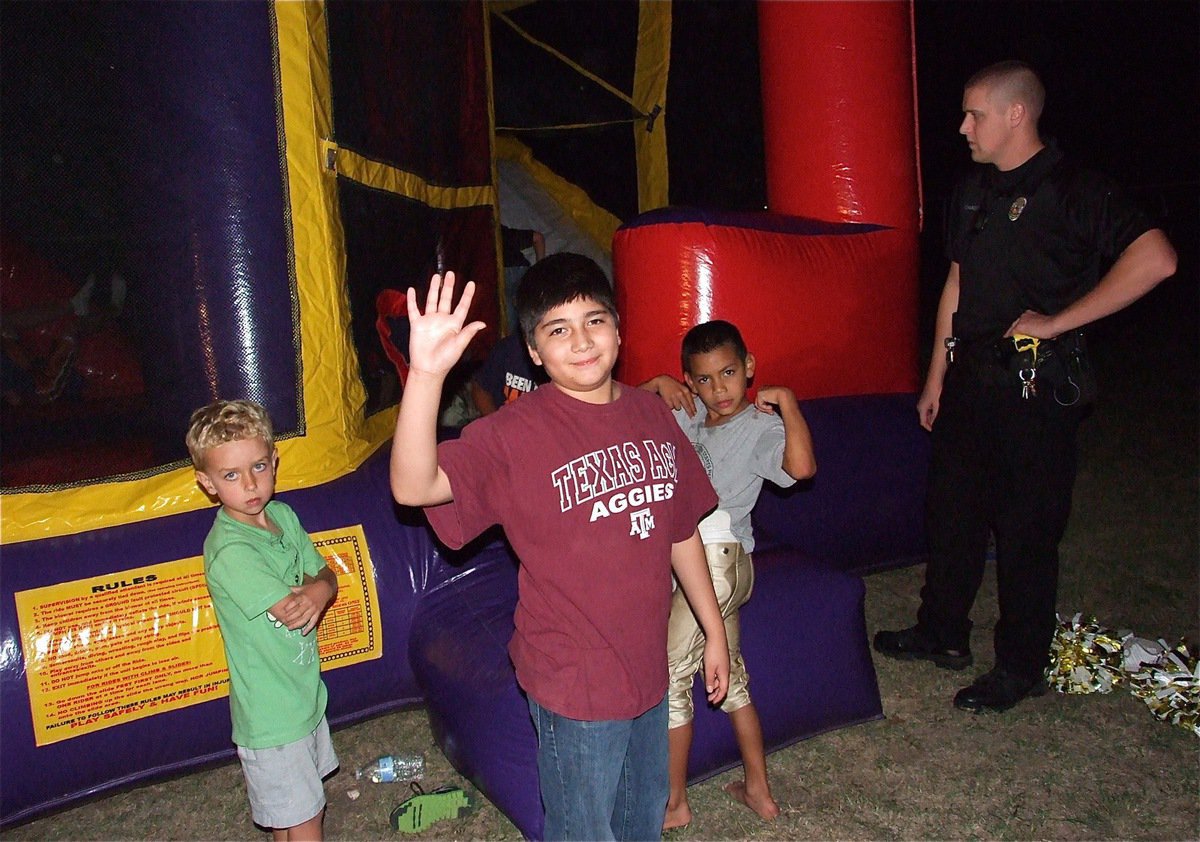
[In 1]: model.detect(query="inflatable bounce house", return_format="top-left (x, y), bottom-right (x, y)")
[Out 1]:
top-left (1, 2), bottom-right (929, 836)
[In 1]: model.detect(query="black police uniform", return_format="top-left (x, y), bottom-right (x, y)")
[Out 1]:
top-left (916, 143), bottom-right (1155, 682)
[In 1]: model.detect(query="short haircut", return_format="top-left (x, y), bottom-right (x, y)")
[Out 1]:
top-left (681, 320), bottom-right (748, 374)
top-left (966, 60), bottom-right (1045, 123)
top-left (186, 399), bottom-right (274, 470)
top-left (515, 252), bottom-right (617, 348)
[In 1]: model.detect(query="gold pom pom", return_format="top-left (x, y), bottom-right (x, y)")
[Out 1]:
top-left (1048, 613), bottom-right (1198, 737)
top-left (1125, 641), bottom-right (1200, 737)
top-left (1046, 613), bottom-right (1125, 695)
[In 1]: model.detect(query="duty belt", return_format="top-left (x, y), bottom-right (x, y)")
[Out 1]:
top-left (945, 335), bottom-right (1018, 368)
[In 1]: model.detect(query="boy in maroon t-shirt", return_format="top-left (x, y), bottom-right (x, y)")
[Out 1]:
top-left (390, 253), bottom-right (729, 841)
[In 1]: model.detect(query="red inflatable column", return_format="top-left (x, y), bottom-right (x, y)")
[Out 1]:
top-left (758, 0), bottom-right (920, 231)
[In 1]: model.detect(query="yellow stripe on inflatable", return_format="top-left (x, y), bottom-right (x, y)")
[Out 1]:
top-left (633, 1), bottom-right (670, 212)
top-left (276, 0), bottom-right (378, 489)
top-left (324, 141), bottom-right (495, 210)
top-left (493, 135), bottom-right (621, 257)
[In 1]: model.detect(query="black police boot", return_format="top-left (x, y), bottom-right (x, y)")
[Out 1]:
top-left (873, 625), bottom-right (973, 670)
top-left (953, 667), bottom-right (1048, 713)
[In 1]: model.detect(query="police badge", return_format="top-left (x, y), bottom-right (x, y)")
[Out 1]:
top-left (1009, 196), bottom-right (1028, 221)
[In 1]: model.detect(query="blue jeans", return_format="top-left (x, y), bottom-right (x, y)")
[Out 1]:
top-left (528, 693), bottom-right (669, 841)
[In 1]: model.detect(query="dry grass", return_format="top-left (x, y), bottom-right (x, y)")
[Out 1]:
top-left (4, 288), bottom-right (1196, 841)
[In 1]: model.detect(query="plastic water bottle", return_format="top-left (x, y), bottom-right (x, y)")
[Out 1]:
top-left (355, 753), bottom-right (425, 783)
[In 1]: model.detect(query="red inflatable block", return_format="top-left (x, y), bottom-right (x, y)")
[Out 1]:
top-left (614, 213), bottom-right (918, 400)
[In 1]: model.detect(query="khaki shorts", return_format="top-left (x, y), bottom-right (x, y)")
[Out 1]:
top-left (238, 715), bottom-right (338, 830)
top-left (667, 541), bottom-right (754, 728)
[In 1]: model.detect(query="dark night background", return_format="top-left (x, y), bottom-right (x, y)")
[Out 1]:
top-left (668, 1), bottom-right (1197, 225)
top-left (5, 1), bottom-right (1195, 302)
top-left (662, 0), bottom-right (1198, 369)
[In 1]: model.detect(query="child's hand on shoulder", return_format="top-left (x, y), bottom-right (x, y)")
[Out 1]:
top-left (639, 374), bottom-right (696, 416)
top-left (754, 385), bottom-right (797, 414)
top-left (406, 271), bottom-right (486, 379)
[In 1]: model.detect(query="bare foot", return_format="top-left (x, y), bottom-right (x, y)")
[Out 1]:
top-left (663, 799), bottom-right (692, 831)
top-left (723, 780), bottom-right (780, 821)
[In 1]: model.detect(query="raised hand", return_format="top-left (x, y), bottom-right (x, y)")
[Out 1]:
top-left (406, 272), bottom-right (486, 379)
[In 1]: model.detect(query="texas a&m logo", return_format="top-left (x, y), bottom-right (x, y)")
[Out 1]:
top-left (629, 508), bottom-right (656, 540)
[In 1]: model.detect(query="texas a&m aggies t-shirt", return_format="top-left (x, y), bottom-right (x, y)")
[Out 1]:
top-left (425, 383), bottom-right (717, 720)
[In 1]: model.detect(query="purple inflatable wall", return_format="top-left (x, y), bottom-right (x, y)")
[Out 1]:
top-left (2, 1), bottom-right (405, 824)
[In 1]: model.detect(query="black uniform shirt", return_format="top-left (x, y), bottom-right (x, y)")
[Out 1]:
top-left (946, 144), bottom-right (1155, 342)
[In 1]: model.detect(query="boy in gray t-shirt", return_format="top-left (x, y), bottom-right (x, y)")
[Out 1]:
top-left (642, 319), bottom-right (816, 830)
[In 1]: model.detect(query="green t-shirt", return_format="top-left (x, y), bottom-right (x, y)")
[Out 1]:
top-left (203, 500), bottom-right (329, 749)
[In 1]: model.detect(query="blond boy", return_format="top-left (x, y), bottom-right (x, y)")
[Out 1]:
top-left (187, 400), bottom-right (338, 841)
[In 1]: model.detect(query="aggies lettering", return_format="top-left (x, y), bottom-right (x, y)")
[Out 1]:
top-left (549, 439), bottom-right (678, 529)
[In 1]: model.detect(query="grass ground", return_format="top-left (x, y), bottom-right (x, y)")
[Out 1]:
top-left (4, 279), bottom-right (1195, 841)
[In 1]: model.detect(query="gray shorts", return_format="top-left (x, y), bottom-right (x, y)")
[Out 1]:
top-left (237, 716), bottom-right (338, 830)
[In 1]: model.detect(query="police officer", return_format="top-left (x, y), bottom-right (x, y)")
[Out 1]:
top-left (875, 61), bottom-right (1177, 712)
